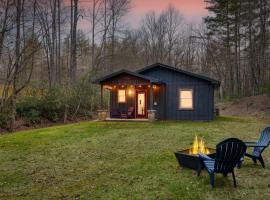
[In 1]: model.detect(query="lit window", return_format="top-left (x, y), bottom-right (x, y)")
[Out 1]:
top-left (118, 89), bottom-right (126, 103)
top-left (179, 89), bottom-right (193, 109)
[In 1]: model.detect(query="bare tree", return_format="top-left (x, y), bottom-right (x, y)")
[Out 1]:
top-left (69, 0), bottom-right (79, 85)
top-left (8, 0), bottom-right (40, 130)
top-left (164, 5), bottom-right (183, 65)
top-left (0, 0), bottom-right (11, 59)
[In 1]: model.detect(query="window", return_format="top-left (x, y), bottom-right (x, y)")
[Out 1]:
top-left (179, 89), bottom-right (193, 109)
top-left (118, 89), bottom-right (126, 103)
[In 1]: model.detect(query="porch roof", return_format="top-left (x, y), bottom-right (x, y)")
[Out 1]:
top-left (93, 69), bottom-right (163, 85)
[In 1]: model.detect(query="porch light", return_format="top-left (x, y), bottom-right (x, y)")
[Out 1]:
top-left (128, 86), bottom-right (134, 95)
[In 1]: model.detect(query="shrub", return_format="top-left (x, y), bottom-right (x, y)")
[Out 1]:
top-left (262, 82), bottom-right (270, 96)
top-left (0, 108), bottom-right (12, 129)
top-left (65, 78), bottom-right (102, 119)
top-left (24, 109), bottom-right (41, 126)
top-left (41, 88), bottom-right (65, 122)
top-left (14, 76), bottom-right (102, 126)
top-left (16, 96), bottom-right (42, 126)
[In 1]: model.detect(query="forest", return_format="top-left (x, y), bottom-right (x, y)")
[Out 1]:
top-left (0, 0), bottom-right (270, 131)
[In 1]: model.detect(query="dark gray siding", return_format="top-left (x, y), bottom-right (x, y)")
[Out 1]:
top-left (153, 84), bottom-right (166, 120)
top-left (140, 67), bottom-right (215, 121)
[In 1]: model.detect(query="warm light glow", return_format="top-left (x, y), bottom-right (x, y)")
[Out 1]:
top-left (137, 92), bottom-right (145, 115)
top-left (118, 89), bottom-right (126, 103)
top-left (189, 136), bottom-right (210, 155)
top-left (153, 85), bottom-right (157, 89)
top-left (129, 89), bottom-right (132, 95)
top-left (179, 89), bottom-right (193, 109)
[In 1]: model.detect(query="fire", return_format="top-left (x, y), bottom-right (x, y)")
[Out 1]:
top-left (189, 136), bottom-right (210, 155)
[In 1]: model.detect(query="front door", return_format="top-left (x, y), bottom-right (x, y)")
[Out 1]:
top-left (136, 91), bottom-right (146, 118)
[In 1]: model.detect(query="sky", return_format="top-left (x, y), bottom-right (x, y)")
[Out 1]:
top-left (77, 0), bottom-right (209, 31)
top-left (127, 0), bottom-right (208, 28)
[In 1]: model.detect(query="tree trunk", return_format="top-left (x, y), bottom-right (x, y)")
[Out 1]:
top-left (69, 0), bottom-right (78, 85)
top-left (57, 0), bottom-right (61, 85)
top-left (91, 0), bottom-right (96, 70)
top-left (10, 0), bottom-right (22, 131)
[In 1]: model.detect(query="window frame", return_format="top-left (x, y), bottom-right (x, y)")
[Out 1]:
top-left (118, 89), bottom-right (126, 103)
top-left (178, 88), bottom-right (194, 110)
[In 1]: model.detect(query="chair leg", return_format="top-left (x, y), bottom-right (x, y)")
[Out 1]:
top-left (252, 157), bottom-right (257, 164)
top-left (197, 168), bottom-right (201, 177)
top-left (245, 153), bottom-right (257, 164)
top-left (210, 173), bottom-right (215, 188)
top-left (258, 155), bottom-right (265, 168)
top-left (237, 161), bottom-right (242, 169)
top-left (232, 170), bottom-right (237, 188)
top-left (197, 163), bottom-right (202, 176)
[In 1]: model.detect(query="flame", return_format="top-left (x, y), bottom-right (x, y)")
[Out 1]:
top-left (189, 136), bottom-right (210, 155)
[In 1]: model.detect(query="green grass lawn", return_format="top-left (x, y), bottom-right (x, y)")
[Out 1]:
top-left (0, 117), bottom-right (270, 200)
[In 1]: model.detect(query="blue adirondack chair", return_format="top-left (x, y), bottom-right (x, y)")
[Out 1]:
top-left (244, 126), bottom-right (270, 168)
top-left (199, 138), bottom-right (247, 188)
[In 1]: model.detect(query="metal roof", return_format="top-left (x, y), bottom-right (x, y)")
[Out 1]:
top-left (137, 63), bottom-right (220, 86)
top-left (93, 63), bottom-right (220, 86)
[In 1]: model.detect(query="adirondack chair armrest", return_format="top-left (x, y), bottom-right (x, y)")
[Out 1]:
top-left (244, 142), bottom-right (258, 147)
top-left (245, 143), bottom-right (267, 148)
top-left (254, 145), bottom-right (268, 147)
top-left (198, 153), bottom-right (214, 161)
top-left (245, 141), bottom-right (257, 144)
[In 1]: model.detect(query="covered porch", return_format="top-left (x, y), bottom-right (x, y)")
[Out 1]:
top-left (95, 70), bottom-right (165, 121)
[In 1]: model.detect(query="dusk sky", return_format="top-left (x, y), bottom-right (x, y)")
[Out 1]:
top-left (127, 0), bottom-right (208, 27)
top-left (78, 0), bottom-right (209, 31)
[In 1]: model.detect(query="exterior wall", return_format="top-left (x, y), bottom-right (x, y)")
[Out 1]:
top-left (152, 84), bottom-right (166, 120)
top-left (140, 67), bottom-right (215, 121)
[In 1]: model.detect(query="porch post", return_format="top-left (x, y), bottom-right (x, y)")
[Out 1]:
top-left (149, 83), bottom-right (154, 110)
top-left (100, 84), bottom-right (104, 108)
top-left (148, 83), bottom-right (156, 121)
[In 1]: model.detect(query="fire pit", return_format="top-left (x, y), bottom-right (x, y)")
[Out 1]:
top-left (174, 136), bottom-right (216, 175)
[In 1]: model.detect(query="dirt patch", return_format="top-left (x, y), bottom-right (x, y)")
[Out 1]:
top-left (217, 94), bottom-right (270, 120)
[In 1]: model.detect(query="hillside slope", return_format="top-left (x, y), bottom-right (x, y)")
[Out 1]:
top-left (218, 94), bottom-right (270, 120)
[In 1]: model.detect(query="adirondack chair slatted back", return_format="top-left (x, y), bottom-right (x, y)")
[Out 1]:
top-left (253, 126), bottom-right (270, 157)
top-left (214, 138), bottom-right (247, 173)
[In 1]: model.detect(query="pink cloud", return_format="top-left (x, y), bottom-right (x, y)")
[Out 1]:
top-left (131, 0), bottom-right (207, 15)
top-left (127, 0), bottom-right (208, 27)
top-left (76, 0), bottom-right (208, 31)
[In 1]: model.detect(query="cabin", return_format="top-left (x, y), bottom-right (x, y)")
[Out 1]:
top-left (94, 63), bottom-right (220, 121)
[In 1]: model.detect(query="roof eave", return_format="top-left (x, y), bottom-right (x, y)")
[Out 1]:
top-left (137, 63), bottom-right (220, 86)
top-left (91, 69), bottom-right (162, 85)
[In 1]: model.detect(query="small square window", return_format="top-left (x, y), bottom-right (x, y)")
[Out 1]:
top-left (179, 89), bottom-right (193, 109)
top-left (118, 89), bottom-right (126, 103)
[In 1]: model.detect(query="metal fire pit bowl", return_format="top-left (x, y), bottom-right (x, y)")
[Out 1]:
top-left (174, 148), bottom-right (216, 175)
